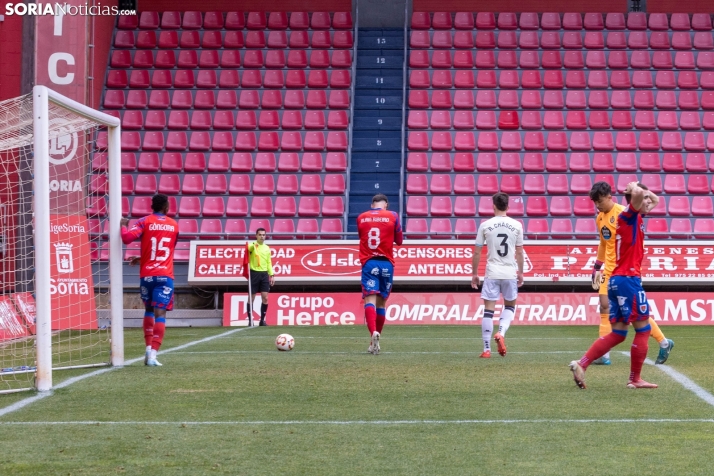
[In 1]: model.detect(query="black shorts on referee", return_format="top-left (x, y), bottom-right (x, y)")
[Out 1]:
top-left (250, 270), bottom-right (271, 293)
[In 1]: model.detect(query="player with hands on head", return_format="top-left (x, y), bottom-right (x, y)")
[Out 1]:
top-left (471, 193), bottom-right (524, 358)
top-left (357, 194), bottom-right (403, 355)
top-left (120, 194), bottom-right (179, 367)
top-left (571, 182), bottom-right (662, 389)
top-left (588, 181), bottom-right (674, 366)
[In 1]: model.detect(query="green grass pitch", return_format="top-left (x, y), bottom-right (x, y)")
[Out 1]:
top-left (1, 325), bottom-right (714, 475)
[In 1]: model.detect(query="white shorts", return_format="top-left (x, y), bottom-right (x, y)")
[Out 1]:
top-left (481, 278), bottom-right (518, 302)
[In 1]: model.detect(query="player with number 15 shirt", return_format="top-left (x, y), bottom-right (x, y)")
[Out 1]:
top-left (357, 194), bottom-right (403, 355)
top-left (121, 194), bottom-right (179, 367)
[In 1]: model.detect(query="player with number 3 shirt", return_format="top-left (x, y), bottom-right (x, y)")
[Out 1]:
top-left (121, 194), bottom-right (179, 367)
top-left (357, 194), bottom-right (403, 355)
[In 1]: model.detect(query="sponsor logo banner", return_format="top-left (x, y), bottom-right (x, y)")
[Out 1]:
top-left (191, 240), bottom-right (714, 285)
top-left (49, 215), bottom-right (97, 330)
top-left (223, 292), bottom-right (714, 327)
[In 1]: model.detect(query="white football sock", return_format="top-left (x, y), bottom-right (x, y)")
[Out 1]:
top-left (498, 306), bottom-right (515, 336)
top-left (146, 345), bottom-right (152, 353)
top-left (659, 340), bottom-right (669, 349)
top-left (482, 316), bottom-right (493, 351)
top-left (149, 349), bottom-right (157, 360)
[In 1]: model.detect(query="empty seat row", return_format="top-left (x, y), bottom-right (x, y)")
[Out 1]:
top-left (110, 49), bottom-right (353, 69)
top-left (405, 151), bottom-right (714, 173)
top-left (97, 130), bottom-right (348, 152)
top-left (88, 195), bottom-right (343, 219)
top-left (118, 11), bottom-right (353, 31)
top-left (113, 109), bottom-right (349, 131)
top-left (404, 172), bottom-right (714, 196)
top-left (409, 69), bottom-right (714, 90)
top-left (104, 89), bottom-right (350, 109)
top-left (407, 89), bottom-right (714, 110)
top-left (105, 151), bottom-right (347, 173)
top-left (403, 217), bottom-right (713, 240)
top-left (407, 110), bottom-right (714, 131)
top-left (407, 130), bottom-right (714, 152)
top-left (119, 195), bottom-right (345, 218)
top-left (114, 29), bottom-right (354, 49)
top-left (403, 217), bottom-right (593, 239)
top-left (405, 195), bottom-right (596, 217)
top-left (408, 49), bottom-right (714, 69)
top-left (410, 12), bottom-right (713, 32)
top-left (107, 68), bottom-right (351, 90)
top-left (110, 172), bottom-right (346, 195)
top-left (409, 30), bottom-right (714, 50)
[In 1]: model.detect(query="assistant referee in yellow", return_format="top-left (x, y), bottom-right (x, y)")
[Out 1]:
top-left (247, 227), bottom-right (275, 326)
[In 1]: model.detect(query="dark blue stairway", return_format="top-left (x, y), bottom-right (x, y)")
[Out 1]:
top-left (348, 28), bottom-right (405, 232)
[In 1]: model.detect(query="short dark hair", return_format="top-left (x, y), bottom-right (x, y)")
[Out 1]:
top-left (589, 182), bottom-right (612, 202)
top-left (256, 228), bottom-right (266, 235)
top-left (151, 194), bottom-right (169, 213)
top-left (493, 192), bottom-right (509, 212)
top-left (624, 182), bottom-right (649, 204)
top-left (372, 193), bottom-right (389, 205)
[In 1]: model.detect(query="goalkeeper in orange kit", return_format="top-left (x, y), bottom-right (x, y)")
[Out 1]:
top-left (589, 182), bottom-right (674, 365)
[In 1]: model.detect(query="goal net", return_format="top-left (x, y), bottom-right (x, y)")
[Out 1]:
top-left (0, 86), bottom-right (124, 394)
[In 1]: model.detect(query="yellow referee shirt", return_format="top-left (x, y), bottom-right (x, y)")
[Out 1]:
top-left (248, 242), bottom-right (274, 276)
top-left (596, 202), bottom-right (625, 276)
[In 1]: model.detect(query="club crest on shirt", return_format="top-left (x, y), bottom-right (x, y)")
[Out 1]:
top-left (639, 304), bottom-right (648, 313)
top-left (610, 216), bottom-right (615, 224)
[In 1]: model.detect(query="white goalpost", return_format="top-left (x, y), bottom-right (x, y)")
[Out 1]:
top-left (0, 85), bottom-right (124, 393)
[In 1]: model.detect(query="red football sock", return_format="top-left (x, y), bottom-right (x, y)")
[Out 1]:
top-left (630, 329), bottom-right (651, 382)
top-left (376, 309), bottom-right (386, 334)
top-left (365, 304), bottom-right (377, 335)
top-left (151, 320), bottom-right (166, 351)
top-left (143, 315), bottom-right (154, 347)
top-left (579, 332), bottom-right (627, 370)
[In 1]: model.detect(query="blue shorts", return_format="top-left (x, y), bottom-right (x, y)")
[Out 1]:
top-left (607, 275), bottom-right (649, 324)
top-left (361, 259), bottom-right (394, 299)
top-left (140, 276), bottom-right (174, 311)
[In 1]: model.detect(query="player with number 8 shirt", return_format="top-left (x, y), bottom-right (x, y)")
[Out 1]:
top-left (121, 194), bottom-right (179, 367)
top-left (357, 194), bottom-right (403, 355)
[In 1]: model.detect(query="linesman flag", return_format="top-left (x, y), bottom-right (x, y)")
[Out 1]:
top-left (242, 242), bottom-right (250, 280)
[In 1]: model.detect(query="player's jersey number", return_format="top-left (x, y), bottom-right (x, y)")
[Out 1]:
top-left (150, 237), bottom-right (172, 262)
top-left (496, 233), bottom-right (509, 257)
top-left (367, 228), bottom-right (380, 250)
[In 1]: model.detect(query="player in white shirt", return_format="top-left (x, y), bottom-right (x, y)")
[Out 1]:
top-left (471, 193), bottom-right (525, 358)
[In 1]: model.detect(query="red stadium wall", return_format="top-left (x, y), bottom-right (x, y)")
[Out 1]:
top-left (648, 0), bottom-right (713, 13)
top-left (412, 0), bottom-right (627, 13)
top-left (138, 0), bottom-right (352, 12)
top-left (0, 3), bottom-right (23, 101)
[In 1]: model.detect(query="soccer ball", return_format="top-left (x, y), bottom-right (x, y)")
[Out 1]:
top-left (275, 334), bottom-right (295, 351)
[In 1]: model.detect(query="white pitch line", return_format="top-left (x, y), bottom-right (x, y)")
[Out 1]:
top-left (622, 352), bottom-right (714, 408)
top-left (0, 327), bottom-right (256, 419)
top-left (238, 336), bottom-right (599, 340)
top-left (173, 350), bottom-right (581, 355)
top-left (1, 418), bottom-right (714, 426)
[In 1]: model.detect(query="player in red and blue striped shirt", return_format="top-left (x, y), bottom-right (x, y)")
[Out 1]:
top-left (570, 182), bottom-right (660, 389)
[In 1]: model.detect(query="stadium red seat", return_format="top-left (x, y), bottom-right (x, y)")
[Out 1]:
top-left (225, 219), bottom-right (247, 238)
top-left (646, 219), bottom-right (668, 238)
top-left (668, 196), bottom-right (692, 217)
top-left (694, 218), bottom-right (714, 239)
top-left (546, 155), bottom-right (567, 173)
top-left (526, 219), bottom-right (549, 240)
top-left (550, 219), bottom-right (573, 238)
top-left (405, 219), bottom-right (428, 239)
